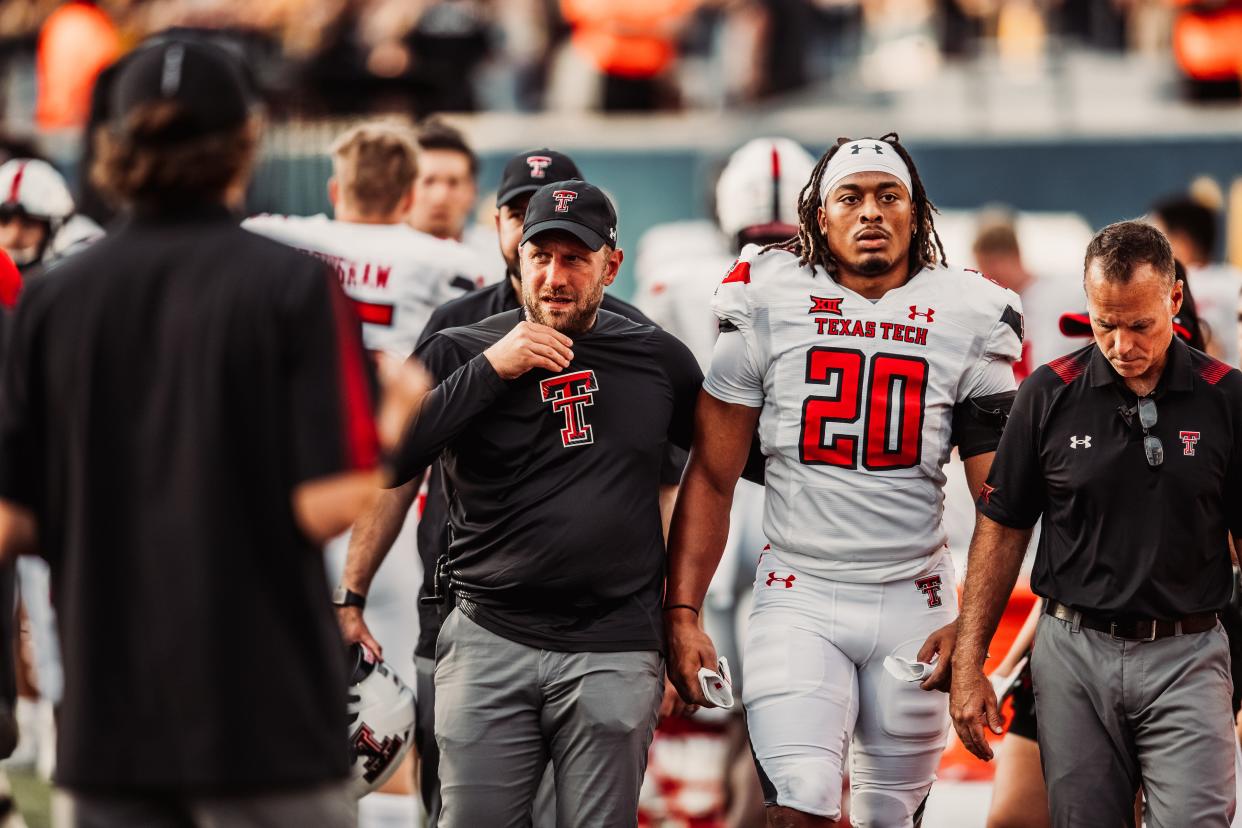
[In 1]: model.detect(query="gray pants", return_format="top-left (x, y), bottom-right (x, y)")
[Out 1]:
top-left (54, 781), bottom-right (355, 828)
top-left (418, 653), bottom-right (557, 828)
top-left (434, 609), bottom-right (663, 828)
top-left (1032, 612), bottom-right (1237, 828)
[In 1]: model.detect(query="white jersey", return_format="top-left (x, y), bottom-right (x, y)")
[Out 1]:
top-left (706, 245), bottom-right (1023, 582)
top-left (1189, 262), bottom-right (1242, 368)
top-left (243, 213), bottom-right (485, 356)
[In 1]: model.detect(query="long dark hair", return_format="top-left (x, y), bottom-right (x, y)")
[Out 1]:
top-left (763, 133), bottom-right (946, 276)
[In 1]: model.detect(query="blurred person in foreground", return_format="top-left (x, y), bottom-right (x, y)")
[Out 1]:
top-left (0, 39), bottom-right (427, 828)
top-left (0, 159), bottom-right (103, 277)
top-left (409, 117), bottom-right (505, 283)
top-left (1151, 195), bottom-right (1242, 367)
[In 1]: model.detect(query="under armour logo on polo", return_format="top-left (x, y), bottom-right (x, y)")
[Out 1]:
top-left (1070, 435), bottom-right (1092, 449)
top-left (539, 370), bottom-right (598, 447)
top-left (552, 190), bottom-right (577, 212)
top-left (850, 143), bottom-right (884, 155)
top-left (765, 572), bottom-right (796, 588)
top-left (810, 295), bottom-right (843, 316)
top-left (908, 306), bottom-right (934, 322)
top-left (1180, 431), bottom-right (1201, 456)
top-left (525, 155), bottom-right (552, 178)
top-left (915, 575), bottom-right (943, 608)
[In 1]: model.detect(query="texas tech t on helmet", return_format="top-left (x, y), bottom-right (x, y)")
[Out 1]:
top-left (345, 643), bottom-right (415, 797)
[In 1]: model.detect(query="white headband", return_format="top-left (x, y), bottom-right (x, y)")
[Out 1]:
top-left (819, 140), bottom-right (913, 202)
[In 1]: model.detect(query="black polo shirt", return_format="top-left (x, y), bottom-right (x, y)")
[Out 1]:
top-left (981, 337), bottom-right (1242, 619)
top-left (395, 308), bottom-right (701, 653)
top-left (0, 204), bottom-right (377, 791)
top-left (411, 280), bottom-right (680, 659)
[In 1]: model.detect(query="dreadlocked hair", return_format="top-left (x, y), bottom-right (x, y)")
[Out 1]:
top-left (762, 133), bottom-right (947, 277)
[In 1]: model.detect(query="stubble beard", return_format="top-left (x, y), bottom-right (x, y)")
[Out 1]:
top-left (522, 281), bottom-right (605, 336)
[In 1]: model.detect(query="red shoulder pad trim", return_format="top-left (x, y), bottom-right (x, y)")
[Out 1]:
top-left (721, 260), bottom-right (750, 285)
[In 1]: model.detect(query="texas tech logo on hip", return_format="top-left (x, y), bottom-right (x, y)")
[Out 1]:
top-left (350, 723), bottom-right (405, 783)
top-left (915, 575), bottom-right (943, 608)
top-left (1180, 431), bottom-right (1200, 456)
top-left (540, 370), bottom-right (599, 447)
top-left (552, 190), bottom-right (577, 212)
top-left (526, 155), bottom-right (552, 178)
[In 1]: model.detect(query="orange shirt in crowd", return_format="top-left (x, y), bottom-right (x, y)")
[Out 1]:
top-left (560, 0), bottom-right (700, 79)
top-left (36, 1), bottom-right (121, 129)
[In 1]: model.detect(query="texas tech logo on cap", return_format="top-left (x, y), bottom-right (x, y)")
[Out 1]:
top-left (540, 370), bottom-right (598, 447)
top-left (552, 190), bottom-right (578, 212)
top-left (526, 155), bottom-right (552, 178)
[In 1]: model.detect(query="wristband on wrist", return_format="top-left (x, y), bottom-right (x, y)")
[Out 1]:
top-left (663, 603), bottom-right (699, 617)
top-left (332, 586), bottom-right (367, 610)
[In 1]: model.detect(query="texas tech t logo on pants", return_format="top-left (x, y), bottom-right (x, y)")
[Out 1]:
top-left (915, 575), bottom-right (943, 608)
top-left (540, 370), bottom-right (599, 447)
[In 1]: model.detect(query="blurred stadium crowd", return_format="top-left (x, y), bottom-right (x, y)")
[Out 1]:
top-left (1, 0), bottom-right (1241, 133)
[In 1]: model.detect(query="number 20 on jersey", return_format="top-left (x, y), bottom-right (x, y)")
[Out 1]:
top-left (800, 346), bottom-right (929, 470)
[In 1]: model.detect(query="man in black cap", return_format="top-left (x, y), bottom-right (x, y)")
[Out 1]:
top-left (0, 39), bottom-right (425, 827)
top-left (337, 150), bottom-right (671, 826)
top-left (362, 179), bottom-right (702, 826)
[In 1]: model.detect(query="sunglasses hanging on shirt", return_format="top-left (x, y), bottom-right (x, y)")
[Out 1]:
top-left (1118, 396), bottom-right (1163, 468)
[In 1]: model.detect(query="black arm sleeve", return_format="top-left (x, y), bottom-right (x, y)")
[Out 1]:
top-left (388, 339), bottom-right (508, 485)
top-left (977, 380), bottom-right (1046, 528)
top-left (951, 390), bottom-right (1018, 459)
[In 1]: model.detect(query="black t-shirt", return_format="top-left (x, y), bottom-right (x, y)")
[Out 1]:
top-left (412, 281), bottom-right (682, 658)
top-left (981, 338), bottom-right (1242, 619)
top-left (0, 204), bottom-right (378, 791)
top-left (396, 308), bottom-right (702, 653)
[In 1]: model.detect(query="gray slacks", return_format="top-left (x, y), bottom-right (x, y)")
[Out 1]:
top-left (1031, 612), bottom-right (1236, 828)
top-left (434, 609), bottom-right (663, 828)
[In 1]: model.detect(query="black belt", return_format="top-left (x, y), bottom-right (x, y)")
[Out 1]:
top-left (1045, 600), bottom-right (1217, 641)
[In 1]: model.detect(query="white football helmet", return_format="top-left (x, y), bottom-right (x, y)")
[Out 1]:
top-left (345, 643), bottom-right (416, 798)
top-left (0, 159), bottom-right (80, 267)
top-left (715, 138), bottom-right (816, 242)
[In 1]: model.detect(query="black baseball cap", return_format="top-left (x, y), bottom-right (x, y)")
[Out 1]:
top-left (521, 180), bottom-right (618, 252)
top-left (496, 149), bottom-right (582, 208)
top-left (111, 39), bottom-right (250, 139)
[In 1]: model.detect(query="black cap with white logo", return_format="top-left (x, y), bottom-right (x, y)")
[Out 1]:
top-left (521, 179), bottom-right (618, 252)
top-left (111, 39), bottom-right (251, 139)
top-left (496, 149), bottom-right (582, 208)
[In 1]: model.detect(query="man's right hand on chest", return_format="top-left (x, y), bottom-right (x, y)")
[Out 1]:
top-left (483, 321), bottom-right (574, 380)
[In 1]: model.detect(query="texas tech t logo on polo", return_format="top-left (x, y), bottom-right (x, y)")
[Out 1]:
top-left (526, 155), bottom-right (552, 178)
top-left (350, 723), bottom-right (405, 784)
top-left (1180, 431), bottom-right (1200, 456)
top-left (915, 575), bottom-right (943, 608)
top-left (552, 190), bottom-right (578, 212)
top-left (540, 370), bottom-right (599, 447)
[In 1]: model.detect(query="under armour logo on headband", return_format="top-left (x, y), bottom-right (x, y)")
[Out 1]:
top-left (850, 143), bottom-right (884, 155)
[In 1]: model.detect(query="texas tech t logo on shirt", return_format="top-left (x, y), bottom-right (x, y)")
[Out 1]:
top-left (540, 370), bottom-right (598, 447)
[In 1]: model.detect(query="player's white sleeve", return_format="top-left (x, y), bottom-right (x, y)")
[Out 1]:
top-left (958, 356), bottom-right (1017, 401)
top-left (957, 298), bottom-right (1024, 401)
top-left (704, 329), bottom-right (764, 407)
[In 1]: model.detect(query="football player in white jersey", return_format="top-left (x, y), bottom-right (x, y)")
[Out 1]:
top-left (246, 121), bottom-right (475, 828)
top-left (665, 134), bottom-right (1024, 827)
top-left (244, 121), bottom-right (484, 358)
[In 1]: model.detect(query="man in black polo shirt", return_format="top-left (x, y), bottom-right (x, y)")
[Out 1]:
top-left (336, 148), bottom-right (672, 827)
top-left (0, 41), bottom-right (424, 827)
top-left (951, 221), bottom-right (1242, 827)
top-left (389, 180), bottom-right (700, 826)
